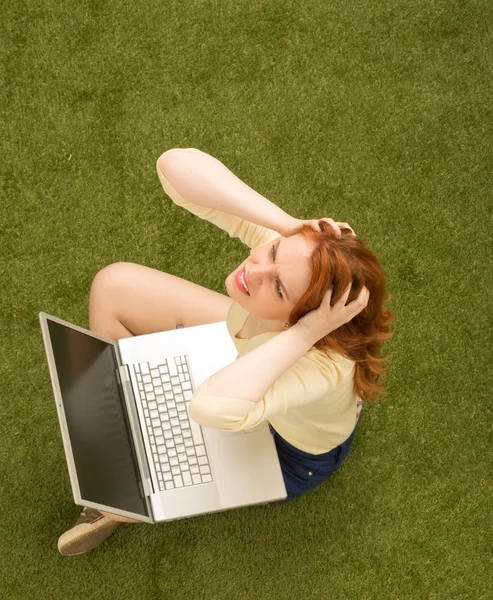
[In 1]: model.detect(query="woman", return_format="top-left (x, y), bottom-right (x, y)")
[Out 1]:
top-left (57, 148), bottom-right (394, 556)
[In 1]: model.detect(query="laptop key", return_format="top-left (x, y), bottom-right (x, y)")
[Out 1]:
top-left (168, 361), bottom-right (178, 377)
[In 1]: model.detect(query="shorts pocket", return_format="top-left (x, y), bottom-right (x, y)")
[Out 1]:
top-left (284, 454), bottom-right (324, 488)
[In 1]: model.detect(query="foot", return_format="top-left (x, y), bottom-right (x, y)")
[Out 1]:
top-left (57, 507), bottom-right (120, 556)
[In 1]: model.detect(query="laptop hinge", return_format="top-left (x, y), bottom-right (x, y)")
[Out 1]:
top-left (116, 365), bottom-right (155, 498)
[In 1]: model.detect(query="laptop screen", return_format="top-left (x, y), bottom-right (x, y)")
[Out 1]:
top-left (47, 319), bottom-right (149, 517)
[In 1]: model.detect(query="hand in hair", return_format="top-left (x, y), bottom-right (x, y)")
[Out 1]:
top-left (283, 218), bottom-right (357, 238)
top-left (298, 282), bottom-right (370, 340)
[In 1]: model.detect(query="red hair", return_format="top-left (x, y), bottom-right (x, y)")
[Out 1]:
top-left (286, 222), bottom-right (395, 403)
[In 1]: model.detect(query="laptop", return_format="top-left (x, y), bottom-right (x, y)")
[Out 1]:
top-left (39, 312), bottom-right (287, 523)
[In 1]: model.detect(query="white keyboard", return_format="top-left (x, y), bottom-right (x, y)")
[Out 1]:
top-left (132, 355), bottom-right (213, 491)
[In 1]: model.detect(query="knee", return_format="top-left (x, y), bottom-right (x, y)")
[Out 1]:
top-left (90, 262), bottom-right (135, 297)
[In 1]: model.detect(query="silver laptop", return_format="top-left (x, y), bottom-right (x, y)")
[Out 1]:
top-left (39, 312), bottom-right (287, 523)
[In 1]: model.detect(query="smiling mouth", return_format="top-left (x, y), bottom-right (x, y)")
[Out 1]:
top-left (243, 267), bottom-right (250, 293)
top-left (236, 266), bottom-right (250, 295)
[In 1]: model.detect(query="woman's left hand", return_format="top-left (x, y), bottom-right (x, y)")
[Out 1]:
top-left (282, 218), bottom-right (357, 239)
top-left (298, 282), bottom-right (370, 340)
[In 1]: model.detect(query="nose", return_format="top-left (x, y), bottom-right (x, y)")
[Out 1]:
top-left (247, 262), bottom-right (275, 288)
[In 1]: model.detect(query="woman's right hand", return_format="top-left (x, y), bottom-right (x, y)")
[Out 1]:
top-left (298, 282), bottom-right (370, 340)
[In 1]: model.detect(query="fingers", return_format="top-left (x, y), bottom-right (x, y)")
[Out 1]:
top-left (342, 282), bottom-right (352, 303)
top-left (351, 286), bottom-right (370, 312)
top-left (318, 218), bottom-right (357, 238)
top-left (340, 284), bottom-right (369, 312)
top-left (336, 222), bottom-right (357, 237)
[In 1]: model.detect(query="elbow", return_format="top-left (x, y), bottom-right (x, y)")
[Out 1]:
top-left (157, 149), bottom-right (181, 176)
top-left (189, 398), bottom-right (208, 426)
top-left (189, 397), bottom-right (251, 432)
top-left (157, 148), bottom-right (202, 176)
top-left (189, 397), bottom-right (222, 429)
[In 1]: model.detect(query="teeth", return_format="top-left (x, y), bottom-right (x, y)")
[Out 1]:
top-left (240, 270), bottom-right (249, 294)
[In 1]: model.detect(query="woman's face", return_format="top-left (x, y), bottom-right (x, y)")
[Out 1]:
top-left (225, 234), bottom-right (314, 323)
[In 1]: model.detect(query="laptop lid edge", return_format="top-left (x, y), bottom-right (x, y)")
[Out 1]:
top-left (38, 312), bottom-right (155, 524)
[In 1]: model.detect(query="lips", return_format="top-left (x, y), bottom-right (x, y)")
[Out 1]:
top-left (243, 267), bottom-right (250, 292)
top-left (235, 266), bottom-right (250, 295)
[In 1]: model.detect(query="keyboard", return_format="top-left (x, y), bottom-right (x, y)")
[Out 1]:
top-left (132, 355), bottom-right (213, 491)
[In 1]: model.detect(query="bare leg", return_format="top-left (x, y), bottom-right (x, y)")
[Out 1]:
top-left (85, 262), bottom-right (233, 525)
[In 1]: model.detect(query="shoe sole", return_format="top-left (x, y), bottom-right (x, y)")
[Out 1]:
top-left (58, 518), bottom-right (119, 556)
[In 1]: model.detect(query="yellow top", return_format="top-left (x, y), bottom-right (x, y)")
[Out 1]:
top-left (157, 152), bottom-right (362, 454)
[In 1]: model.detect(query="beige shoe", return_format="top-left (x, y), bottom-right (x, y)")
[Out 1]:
top-left (58, 507), bottom-right (120, 556)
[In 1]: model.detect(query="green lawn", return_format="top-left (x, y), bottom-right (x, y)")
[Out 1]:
top-left (1, 1), bottom-right (491, 598)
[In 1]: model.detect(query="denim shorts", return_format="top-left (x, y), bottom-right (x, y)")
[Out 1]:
top-left (267, 408), bottom-right (362, 505)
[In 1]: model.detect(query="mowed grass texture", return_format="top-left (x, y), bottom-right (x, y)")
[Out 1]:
top-left (1, 1), bottom-right (491, 599)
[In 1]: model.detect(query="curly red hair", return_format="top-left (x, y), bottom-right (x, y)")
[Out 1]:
top-left (286, 222), bottom-right (395, 402)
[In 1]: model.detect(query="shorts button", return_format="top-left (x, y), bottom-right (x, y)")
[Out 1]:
top-left (308, 471), bottom-right (313, 476)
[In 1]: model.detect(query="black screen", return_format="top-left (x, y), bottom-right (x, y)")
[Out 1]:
top-left (47, 319), bottom-right (148, 516)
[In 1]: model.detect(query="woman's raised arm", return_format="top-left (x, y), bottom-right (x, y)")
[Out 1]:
top-left (157, 148), bottom-right (298, 236)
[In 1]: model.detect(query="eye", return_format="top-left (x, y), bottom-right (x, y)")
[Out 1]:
top-left (271, 243), bottom-right (283, 300)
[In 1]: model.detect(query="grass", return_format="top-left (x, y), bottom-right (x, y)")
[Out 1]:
top-left (1, 0), bottom-right (491, 598)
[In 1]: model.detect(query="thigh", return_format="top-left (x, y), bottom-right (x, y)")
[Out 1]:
top-left (89, 262), bottom-right (234, 336)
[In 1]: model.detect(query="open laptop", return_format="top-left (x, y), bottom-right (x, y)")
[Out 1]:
top-left (39, 312), bottom-right (287, 523)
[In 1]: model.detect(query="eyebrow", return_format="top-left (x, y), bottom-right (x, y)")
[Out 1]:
top-left (275, 239), bottom-right (291, 302)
